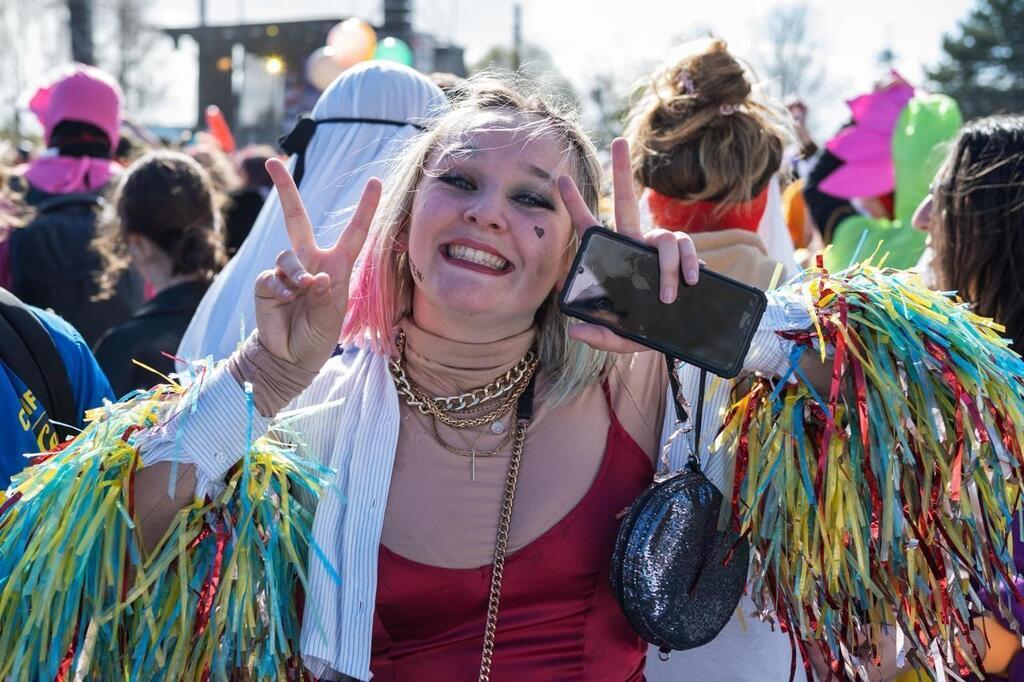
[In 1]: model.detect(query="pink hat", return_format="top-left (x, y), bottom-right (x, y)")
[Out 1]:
top-left (28, 63), bottom-right (123, 151)
top-left (819, 72), bottom-right (914, 200)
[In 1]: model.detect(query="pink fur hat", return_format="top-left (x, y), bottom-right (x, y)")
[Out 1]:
top-left (28, 63), bottom-right (123, 150)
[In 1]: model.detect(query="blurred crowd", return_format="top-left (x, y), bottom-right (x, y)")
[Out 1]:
top-left (0, 65), bottom-right (277, 397)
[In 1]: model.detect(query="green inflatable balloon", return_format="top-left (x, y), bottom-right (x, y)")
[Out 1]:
top-left (825, 94), bottom-right (963, 271)
top-left (373, 37), bottom-right (414, 66)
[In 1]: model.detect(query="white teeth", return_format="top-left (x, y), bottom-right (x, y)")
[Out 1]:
top-left (446, 244), bottom-right (509, 271)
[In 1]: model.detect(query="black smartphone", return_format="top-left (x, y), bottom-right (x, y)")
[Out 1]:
top-left (558, 227), bottom-right (767, 378)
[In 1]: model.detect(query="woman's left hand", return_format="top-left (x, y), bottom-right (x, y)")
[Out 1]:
top-left (557, 137), bottom-right (700, 354)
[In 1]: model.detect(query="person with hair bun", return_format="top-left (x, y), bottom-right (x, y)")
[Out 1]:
top-left (624, 39), bottom-right (802, 681)
top-left (92, 151), bottom-right (226, 395)
top-left (625, 38), bottom-right (798, 287)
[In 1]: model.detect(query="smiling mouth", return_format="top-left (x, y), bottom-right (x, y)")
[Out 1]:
top-left (443, 244), bottom-right (512, 272)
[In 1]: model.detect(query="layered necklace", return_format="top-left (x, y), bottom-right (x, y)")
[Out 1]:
top-left (388, 330), bottom-right (540, 681)
top-left (389, 331), bottom-right (539, 481)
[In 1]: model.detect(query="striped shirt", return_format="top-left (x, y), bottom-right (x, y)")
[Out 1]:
top-left (141, 290), bottom-right (810, 681)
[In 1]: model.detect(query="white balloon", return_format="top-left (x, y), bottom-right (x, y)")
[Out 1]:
top-left (305, 47), bottom-right (344, 91)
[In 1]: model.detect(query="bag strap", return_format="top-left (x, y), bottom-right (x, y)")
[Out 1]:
top-left (693, 368), bottom-right (707, 467)
top-left (665, 355), bottom-right (708, 472)
top-left (0, 288), bottom-right (78, 440)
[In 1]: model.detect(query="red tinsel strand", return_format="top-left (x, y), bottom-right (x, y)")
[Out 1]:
top-left (927, 339), bottom-right (991, 446)
top-left (55, 641), bottom-right (76, 682)
top-left (850, 354), bottom-right (882, 540)
top-left (192, 519), bottom-right (229, 638)
top-left (905, 507), bottom-right (957, 639)
top-left (731, 383), bottom-right (763, 525)
top-left (0, 492), bottom-right (22, 524)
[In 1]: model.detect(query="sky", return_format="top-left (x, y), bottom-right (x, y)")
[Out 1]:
top-left (20, 0), bottom-right (980, 136)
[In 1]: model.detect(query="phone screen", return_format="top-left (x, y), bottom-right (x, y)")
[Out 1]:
top-left (559, 228), bottom-right (767, 377)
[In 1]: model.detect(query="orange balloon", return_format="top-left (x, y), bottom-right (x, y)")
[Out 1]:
top-left (327, 18), bottom-right (377, 69)
top-left (204, 105), bottom-right (236, 154)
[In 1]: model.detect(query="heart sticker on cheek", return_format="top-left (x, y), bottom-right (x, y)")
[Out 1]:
top-left (534, 226), bottom-right (545, 239)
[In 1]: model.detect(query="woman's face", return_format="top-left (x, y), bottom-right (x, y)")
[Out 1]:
top-left (406, 111), bottom-right (579, 340)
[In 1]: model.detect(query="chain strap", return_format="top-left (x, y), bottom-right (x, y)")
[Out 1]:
top-left (390, 332), bottom-right (537, 414)
top-left (478, 419), bottom-right (527, 682)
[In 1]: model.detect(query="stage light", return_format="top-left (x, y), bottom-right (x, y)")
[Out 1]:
top-left (216, 56), bottom-right (232, 71)
top-left (264, 56), bottom-right (284, 74)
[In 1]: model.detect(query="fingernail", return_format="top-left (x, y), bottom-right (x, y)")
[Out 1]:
top-left (686, 269), bottom-right (698, 285)
top-left (280, 285), bottom-right (293, 298)
top-left (661, 286), bottom-right (675, 303)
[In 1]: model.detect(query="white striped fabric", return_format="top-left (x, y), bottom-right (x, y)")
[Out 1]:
top-left (140, 290), bottom-right (810, 681)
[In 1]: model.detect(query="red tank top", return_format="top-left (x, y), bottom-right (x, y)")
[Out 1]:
top-left (371, 384), bottom-right (654, 681)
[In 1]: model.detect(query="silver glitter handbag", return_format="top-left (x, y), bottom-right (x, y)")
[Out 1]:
top-left (609, 361), bottom-right (750, 657)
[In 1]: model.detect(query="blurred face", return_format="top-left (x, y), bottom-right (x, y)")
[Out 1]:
top-left (787, 102), bottom-right (807, 125)
top-left (912, 192), bottom-right (934, 232)
top-left (406, 111), bottom-right (578, 341)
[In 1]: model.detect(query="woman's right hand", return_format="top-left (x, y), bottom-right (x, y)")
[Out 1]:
top-left (254, 158), bottom-right (381, 372)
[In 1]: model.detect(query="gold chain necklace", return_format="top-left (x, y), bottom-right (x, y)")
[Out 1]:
top-left (404, 370), bottom-right (535, 429)
top-left (389, 330), bottom-right (539, 480)
top-left (390, 332), bottom-right (538, 414)
top-left (388, 332), bottom-right (536, 680)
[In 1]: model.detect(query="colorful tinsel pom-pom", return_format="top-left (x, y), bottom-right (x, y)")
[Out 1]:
top-left (0, 382), bottom-right (333, 681)
top-left (718, 262), bottom-right (1024, 680)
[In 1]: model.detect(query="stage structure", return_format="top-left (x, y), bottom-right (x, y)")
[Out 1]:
top-left (163, 1), bottom-right (464, 146)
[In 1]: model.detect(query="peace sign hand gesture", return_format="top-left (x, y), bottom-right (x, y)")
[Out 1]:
top-left (556, 138), bottom-right (700, 354)
top-left (253, 158), bottom-right (381, 373)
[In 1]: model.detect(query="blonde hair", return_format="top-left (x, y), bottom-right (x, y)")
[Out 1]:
top-left (624, 39), bottom-right (790, 207)
top-left (342, 74), bottom-right (613, 404)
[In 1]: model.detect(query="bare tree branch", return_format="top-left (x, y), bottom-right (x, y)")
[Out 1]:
top-left (67, 0), bottom-right (95, 64)
top-left (0, 0), bottom-right (62, 137)
top-left (753, 3), bottom-right (827, 103)
top-left (93, 0), bottom-right (168, 119)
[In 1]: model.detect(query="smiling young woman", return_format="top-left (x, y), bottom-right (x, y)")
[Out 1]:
top-left (6, 76), bottom-right (813, 681)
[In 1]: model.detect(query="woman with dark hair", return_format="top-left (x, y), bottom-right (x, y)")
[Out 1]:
top-left (915, 115), bottom-right (1024, 349)
top-left (92, 151), bottom-right (225, 395)
top-left (908, 116), bottom-right (1024, 681)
